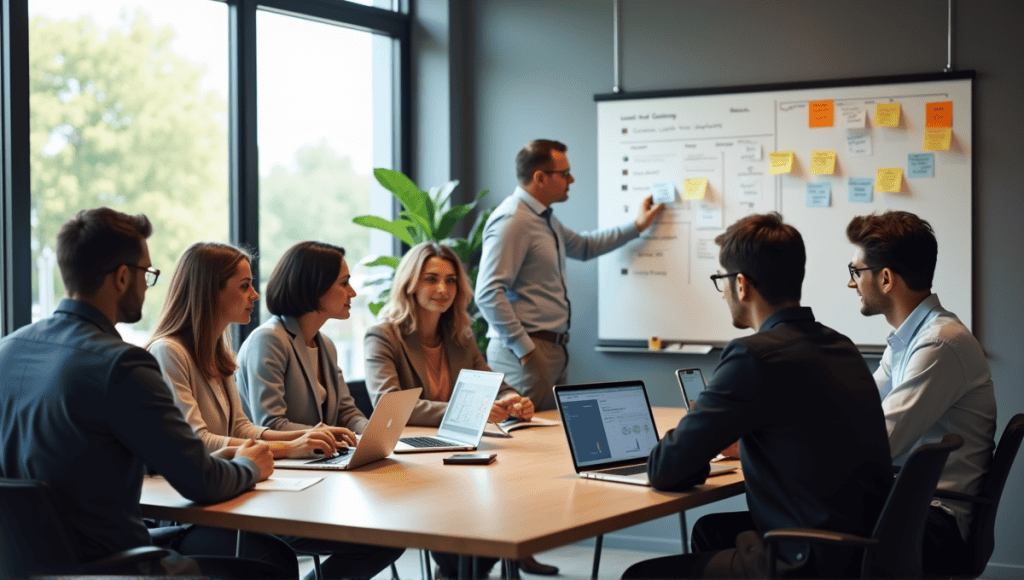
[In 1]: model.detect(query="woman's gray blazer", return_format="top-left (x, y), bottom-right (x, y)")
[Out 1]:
top-left (237, 315), bottom-right (368, 433)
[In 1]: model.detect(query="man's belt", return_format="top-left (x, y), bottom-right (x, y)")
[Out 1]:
top-left (529, 331), bottom-right (570, 345)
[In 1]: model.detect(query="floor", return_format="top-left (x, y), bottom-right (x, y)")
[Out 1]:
top-left (299, 543), bottom-right (668, 580)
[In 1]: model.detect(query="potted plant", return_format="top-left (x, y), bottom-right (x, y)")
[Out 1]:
top-left (353, 168), bottom-right (494, 351)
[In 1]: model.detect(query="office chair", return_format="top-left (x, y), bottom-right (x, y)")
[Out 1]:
top-left (764, 433), bottom-right (963, 579)
top-left (926, 413), bottom-right (1024, 579)
top-left (0, 477), bottom-right (171, 578)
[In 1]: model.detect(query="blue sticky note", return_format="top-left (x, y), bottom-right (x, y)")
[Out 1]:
top-left (848, 178), bottom-right (874, 203)
top-left (908, 153), bottom-right (935, 178)
top-left (806, 182), bottom-right (831, 207)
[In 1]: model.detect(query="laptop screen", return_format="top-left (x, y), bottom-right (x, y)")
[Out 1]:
top-left (435, 369), bottom-right (504, 445)
top-left (556, 382), bottom-right (659, 469)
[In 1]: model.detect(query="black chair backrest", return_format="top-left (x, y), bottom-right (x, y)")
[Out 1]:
top-left (0, 478), bottom-right (81, 578)
top-left (347, 379), bottom-right (375, 418)
top-left (963, 413), bottom-right (1024, 576)
top-left (865, 433), bottom-right (963, 579)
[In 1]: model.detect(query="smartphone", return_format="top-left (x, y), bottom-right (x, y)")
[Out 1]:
top-left (443, 453), bottom-right (497, 465)
top-left (675, 368), bottom-right (707, 409)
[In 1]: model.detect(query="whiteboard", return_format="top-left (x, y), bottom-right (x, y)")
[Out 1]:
top-left (595, 72), bottom-right (972, 350)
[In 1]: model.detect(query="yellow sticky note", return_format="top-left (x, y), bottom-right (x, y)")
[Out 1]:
top-left (923, 127), bottom-right (952, 151)
top-left (810, 150), bottom-right (837, 175)
top-left (684, 178), bottom-right (708, 200)
top-left (925, 101), bottom-right (953, 128)
top-left (875, 103), bottom-right (901, 127)
top-left (769, 151), bottom-right (794, 175)
top-left (809, 100), bottom-right (834, 127)
top-left (875, 168), bottom-right (903, 193)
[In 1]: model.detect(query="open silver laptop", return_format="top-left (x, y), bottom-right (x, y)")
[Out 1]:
top-left (553, 380), bottom-right (736, 486)
top-left (393, 369), bottom-right (504, 453)
top-left (274, 388), bottom-right (421, 471)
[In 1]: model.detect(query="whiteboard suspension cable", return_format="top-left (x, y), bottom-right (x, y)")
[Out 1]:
top-left (944, 0), bottom-right (954, 72)
top-left (612, 0), bottom-right (621, 93)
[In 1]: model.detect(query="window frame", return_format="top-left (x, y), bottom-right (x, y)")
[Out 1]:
top-left (0, 0), bottom-right (411, 340)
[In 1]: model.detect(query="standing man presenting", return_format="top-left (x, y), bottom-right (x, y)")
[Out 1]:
top-left (846, 210), bottom-right (996, 574)
top-left (476, 139), bottom-right (663, 411)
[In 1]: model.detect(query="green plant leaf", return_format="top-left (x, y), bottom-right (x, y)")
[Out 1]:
top-left (435, 202), bottom-right (476, 240)
top-left (400, 211), bottom-right (434, 241)
top-left (374, 168), bottom-right (427, 218)
top-left (352, 215), bottom-right (417, 247)
top-left (433, 180), bottom-right (460, 210)
top-left (364, 255), bottom-right (401, 269)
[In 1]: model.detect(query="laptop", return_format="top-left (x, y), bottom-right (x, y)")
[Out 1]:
top-left (393, 369), bottom-right (504, 453)
top-left (274, 388), bottom-right (421, 471)
top-left (553, 380), bottom-right (736, 486)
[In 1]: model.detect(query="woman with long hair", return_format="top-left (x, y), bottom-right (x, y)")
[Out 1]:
top-left (150, 241), bottom-right (401, 580)
top-left (364, 241), bottom-right (535, 580)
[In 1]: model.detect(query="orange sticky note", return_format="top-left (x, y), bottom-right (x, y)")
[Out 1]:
top-left (875, 168), bottom-right (903, 193)
top-left (769, 151), bottom-right (794, 175)
top-left (809, 100), bottom-right (834, 127)
top-left (875, 103), bottom-right (901, 127)
top-left (925, 101), bottom-right (953, 127)
top-left (923, 127), bottom-right (952, 151)
top-left (683, 178), bottom-right (708, 200)
top-left (810, 150), bottom-right (837, 175)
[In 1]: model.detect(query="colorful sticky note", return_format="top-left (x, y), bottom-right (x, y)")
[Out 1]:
top-left (848, 178), bottom-right (874, 203)
top-left (908, 153), bottom-right (935, 178)
top-left (923, 127), bottom-right (952, 151)
top-left (651, 181), bottom-right (676, 204)
top-left (925, 101), bottom-right (953, 128)
top-left (810, 150), bottom-right (837, 175)
top-left (806, 182), bottom-right (831, 207)
top-left (769, 151), bottom-right (794, 175)
top-left (809, 100), bottom-right (834, 127)
top-left (875, 168), bottom-right (903, 193)
top-left (684, 178), bottom-right (708, 200)
top-left (875, 103), bottom-right (901, 127)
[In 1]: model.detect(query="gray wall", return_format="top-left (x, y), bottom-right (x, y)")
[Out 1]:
top-left (426, 0), bottom-right (1023, 574)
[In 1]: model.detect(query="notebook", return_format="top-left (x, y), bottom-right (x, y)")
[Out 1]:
top-left (553, 380), bottom-right (736, 486)
top-left (274, 388), bottom-right (421, 471)
top-left (393, 369), bottom-right (504, 453)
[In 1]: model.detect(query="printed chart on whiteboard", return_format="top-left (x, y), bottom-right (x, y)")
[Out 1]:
top-left (595, 73), bottom-right (972, 349)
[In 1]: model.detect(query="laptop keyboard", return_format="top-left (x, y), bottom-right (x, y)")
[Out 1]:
top-left (602, 464), bottom-right (648, 476)
top-left (308, 448), bottom-right (352, 464)
top-left (400, 436), bottom-right (454, 448)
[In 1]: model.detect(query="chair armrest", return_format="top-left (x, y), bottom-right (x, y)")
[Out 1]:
top-left (932, 489), bottom-right (991, 504)
top-left (80, 546), bottom-right (173, 573)
top-left (763, 528), bottom-right (879, 548)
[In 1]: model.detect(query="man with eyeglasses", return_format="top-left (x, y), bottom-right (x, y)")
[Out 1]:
top-left (475, 139), bottom-right (663, 575)
top-left (624, 213), bottom-right (892, 579)
top-left (846, 210), bottom-right (995, 574)
top-left (0, 207), bottom-right (284, 578)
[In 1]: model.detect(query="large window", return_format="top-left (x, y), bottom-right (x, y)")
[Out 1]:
top-left (2, 0), bottom-right (410, 353)
top-left (256, 10), bottom-right (394, 378)
top-left (28, 0), bottom-right (229, 344)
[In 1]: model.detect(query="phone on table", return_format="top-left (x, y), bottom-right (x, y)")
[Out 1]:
top-left (675, 368), bottom-right (707, 409)
top-left (443, 453), bottom-right (497, 465)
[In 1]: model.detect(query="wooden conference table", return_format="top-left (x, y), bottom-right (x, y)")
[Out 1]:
top-left (140, 408), bottom-right (745, 561)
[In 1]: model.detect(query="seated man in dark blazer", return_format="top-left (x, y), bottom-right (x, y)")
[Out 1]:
top-left (0, 208), bottom-right (282, 578)
top-left (623, 213), bottom-right (893, 579)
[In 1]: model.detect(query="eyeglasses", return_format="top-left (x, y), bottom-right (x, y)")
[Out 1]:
top-left (124, 264), bottom-right (160, 286)
top-left (542, 168), bottom-right (572, 178)
top-left (710, 272), bottom-right (741, 292)
top-left (848, 263), bottom-right (882, 283)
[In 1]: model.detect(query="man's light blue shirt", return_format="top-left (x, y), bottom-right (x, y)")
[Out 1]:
top-left (475, 187), bottom-right (639, 358)
top-left (873, 293), bottom-right (996, 538)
